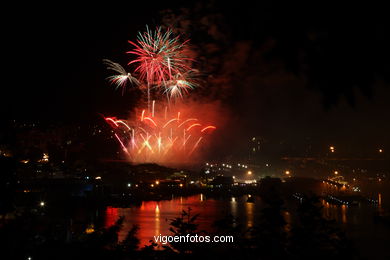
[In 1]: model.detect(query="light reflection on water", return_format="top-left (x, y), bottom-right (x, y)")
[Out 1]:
top-left (104, 192), bottom-right (388, 248)
top-left (322, 200), bottom-right (348, 224)
top-left (104, 194), bottom-right (260, 246)
top-left (245, 202), bottom-right (254, 228)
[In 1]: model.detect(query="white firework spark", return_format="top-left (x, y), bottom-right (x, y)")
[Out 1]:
top-left (103, 59), bottom-right (139, 93)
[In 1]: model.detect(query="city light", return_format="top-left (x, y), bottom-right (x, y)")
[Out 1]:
top-left (39, 153), bottom-right (49, 163)
top-left (285, 170), bottom-right (290, 175)
top-left (39, 201), bottom-right (45, 207)
top-left (334, 171), bottom-right (338, 175)
top-left (155, 180), bottom-right (160, 185)
top-left (247, 171), bottom-right (252, 175)
top-left (85, 224), bottom-right (95, 234)
top-left (329, 146), bottom-right (335, 153)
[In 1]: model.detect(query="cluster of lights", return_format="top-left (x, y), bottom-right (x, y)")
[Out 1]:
top-left (352, 187), bottom-right (361, 192)
top-left (367, 198), bottom-right (379, 204)
top-left (327, 195), bottom-right (350, 205)
top-left (293, 193), bottom-right (304, 202)
top-left (222, 163), bottom-right (233, 169)
top-left (205, 162), bottom-right (233, 169)
top-left (238, 163), bottom-right (248, 169)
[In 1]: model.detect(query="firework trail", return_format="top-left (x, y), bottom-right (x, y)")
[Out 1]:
top-left (104, 102), bottom-right (216, 164)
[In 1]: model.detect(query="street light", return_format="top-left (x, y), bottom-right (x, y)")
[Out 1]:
top-left (334, 171), bottom-right (338, 175)
top-left (247, 171), bottom-right (252, 175)
top-left (285, 170), bottom-right (290, 175)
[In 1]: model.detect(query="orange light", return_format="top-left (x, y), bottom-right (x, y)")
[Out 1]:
top-left (179, 183), bottom-right (183, 187)
top-left (85, 225), bottom-right (95, 234)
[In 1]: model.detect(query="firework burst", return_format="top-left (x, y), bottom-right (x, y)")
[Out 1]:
top-left (103, 59), bottom-right (139, 94)
top-left (164, 71), bottom-right (198, 99)
top-left (127, 26), bottom-right (193, 88)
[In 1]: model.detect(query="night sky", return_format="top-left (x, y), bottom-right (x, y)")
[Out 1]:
top-left (3, 1), bottom-right (390, 160)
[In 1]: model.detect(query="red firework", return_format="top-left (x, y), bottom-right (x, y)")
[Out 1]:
top-left (127, 26), bottom-right (193, 87)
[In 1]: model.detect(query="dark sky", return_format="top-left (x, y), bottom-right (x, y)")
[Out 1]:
top-left (3, 1), bottom-right (390, 159)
